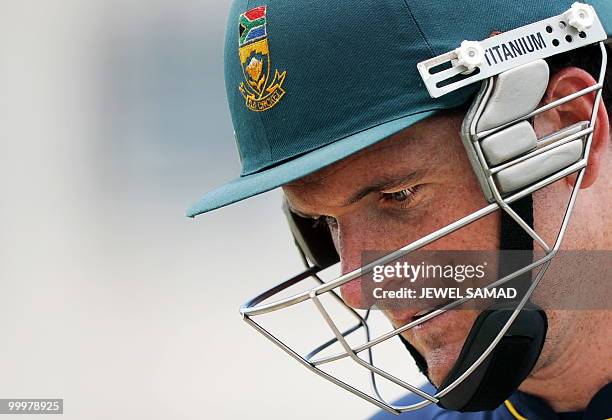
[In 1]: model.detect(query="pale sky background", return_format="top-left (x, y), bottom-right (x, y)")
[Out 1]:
top-left (0, 1), bottom-right (424, 419)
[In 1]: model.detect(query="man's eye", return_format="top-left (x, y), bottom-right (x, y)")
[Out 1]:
top-left (382, 185), bottom-right (421, 205)
top-left (390, 190), bottom-right (412, 202)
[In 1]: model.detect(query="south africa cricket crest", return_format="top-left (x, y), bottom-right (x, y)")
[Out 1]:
top-left (238, 6), bottom-right (287, 112)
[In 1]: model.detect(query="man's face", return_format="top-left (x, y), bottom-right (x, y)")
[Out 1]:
top-left (283, 109), bottom-right (502, 386)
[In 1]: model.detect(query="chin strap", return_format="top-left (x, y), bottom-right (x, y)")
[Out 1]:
top-left (497, 195), bottom-right (535, 299)
top-left (437, 195), bottom-right (548, 411)
top-left (399, 196), bottom-right (548, 412)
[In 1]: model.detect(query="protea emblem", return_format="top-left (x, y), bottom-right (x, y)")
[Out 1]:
top-left (246, 57), bottom-right (264, 89)
top-left (238, 6), bottom-right (287, 112)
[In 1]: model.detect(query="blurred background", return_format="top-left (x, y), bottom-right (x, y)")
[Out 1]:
top-left (0, 1), bottom-right (422, 419)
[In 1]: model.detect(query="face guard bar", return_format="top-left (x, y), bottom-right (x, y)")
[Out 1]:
top-left (239, 4), bottom-right (609, 415)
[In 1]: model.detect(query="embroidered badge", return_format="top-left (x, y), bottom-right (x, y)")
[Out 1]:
top-left (238, 6), bottom-right (287, 112)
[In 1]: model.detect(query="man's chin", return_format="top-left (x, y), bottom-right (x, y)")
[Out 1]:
top-left (420, 343), bottom-right (465, 387)
top-left (394, 311), bottom-right (480, 387)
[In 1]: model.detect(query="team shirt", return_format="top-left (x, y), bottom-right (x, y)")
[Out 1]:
top-left (370, 383), bottom-right (612, 420)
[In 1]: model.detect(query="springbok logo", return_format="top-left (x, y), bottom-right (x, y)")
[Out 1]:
top-left (238, 6), bottom-right (287, 112)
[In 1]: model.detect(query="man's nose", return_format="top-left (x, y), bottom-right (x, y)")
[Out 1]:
top-left (336, 218), bottom-right (377, 309)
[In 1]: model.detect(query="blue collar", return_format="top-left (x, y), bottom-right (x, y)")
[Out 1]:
top-left (507, 382), bottom-right (612, 420)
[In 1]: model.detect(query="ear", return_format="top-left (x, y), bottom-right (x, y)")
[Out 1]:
top-left (535, 67), bottom-right (609, 189)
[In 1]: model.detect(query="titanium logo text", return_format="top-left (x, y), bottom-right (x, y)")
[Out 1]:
top-left (485, 32), bottom-right (547, 65)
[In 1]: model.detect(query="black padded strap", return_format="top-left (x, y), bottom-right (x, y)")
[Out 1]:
top-left (436, 195), bottom-right (547, 412)
top-left (437, 303), bottom-right (547, 411)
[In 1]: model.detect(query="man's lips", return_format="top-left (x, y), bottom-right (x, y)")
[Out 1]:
top-left (387, 306), bottom-right (440, 325)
